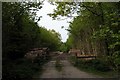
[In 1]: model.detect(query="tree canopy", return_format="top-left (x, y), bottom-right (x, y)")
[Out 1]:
top-left (2, 2), bottom-right (61, 59)
top-left (49, 2), bottom-right (120, 71)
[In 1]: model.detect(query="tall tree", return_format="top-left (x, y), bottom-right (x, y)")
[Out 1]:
top-left (49, 2), bottom-right (120, 71)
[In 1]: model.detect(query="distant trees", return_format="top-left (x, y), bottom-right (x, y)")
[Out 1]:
top-left (39, 28), bottom-right (61, 51)
top-left (59, 42), bottom-right (68, 52)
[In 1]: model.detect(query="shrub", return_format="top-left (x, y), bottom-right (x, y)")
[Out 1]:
top-left (3, 58), bottom-right (43, 79)
top-left (71, 58), bottom-right (111, 72)
top-left (90, 59), bottom-right (110, 71)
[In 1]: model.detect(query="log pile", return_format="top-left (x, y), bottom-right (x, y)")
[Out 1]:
top-left (24, 48), bottom-right (49, 63)
top-left (69, 49), bottom-right (96, 60)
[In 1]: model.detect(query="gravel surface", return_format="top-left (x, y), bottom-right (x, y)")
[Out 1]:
top-left (39, 60), bottom-right (102, 78)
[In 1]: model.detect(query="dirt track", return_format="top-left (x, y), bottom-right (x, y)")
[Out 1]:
top-left (39, 60), bottom-right (102, 78)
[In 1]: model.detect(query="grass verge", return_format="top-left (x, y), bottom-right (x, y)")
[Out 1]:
top-left (69, 56), bottom-right (118, 78)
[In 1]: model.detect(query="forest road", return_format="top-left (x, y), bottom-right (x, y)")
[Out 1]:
top-left (39, 60), bottom-right (102, 78)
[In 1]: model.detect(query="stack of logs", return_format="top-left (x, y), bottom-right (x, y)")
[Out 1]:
top-left (69, 49), bottom-right (96, 60)
top-left (24, 48), bottom-right (49, 63)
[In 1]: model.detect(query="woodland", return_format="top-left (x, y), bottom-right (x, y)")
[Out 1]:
top-left (2, 2), bottom-right (120, 79)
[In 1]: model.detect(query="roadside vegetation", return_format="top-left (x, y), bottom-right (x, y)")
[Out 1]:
top-left (3, 2), bottom-right (61, 79)
top-left (69, 56), bottom-right (118, 77)
top-left (3, 58), bottom-right (48, 79)
top-left (50, 2), bottom-right (120, 78)
top-left (2, 1), bottom-right (120, 79)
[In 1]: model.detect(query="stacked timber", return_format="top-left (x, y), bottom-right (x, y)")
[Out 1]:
top-left (24, 47), bottom-right (49, 63)
top-left (69, 49), bottom-right (96, 60)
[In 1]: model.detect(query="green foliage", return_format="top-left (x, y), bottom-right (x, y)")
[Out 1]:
top-left (50, 2), bottom-right (120, 72)
top-left (69, 56), bottom-right (118, 77)
top-left (3, 58), bottom-right (42, 79)
top-left (3, 2), bottom-right (61, 59)
top-left (74, 58), bottom-right (111, 72)
top-left (2, 2), bottom-right (62, 79)
top-left (66, 34), bottom-right (74, 50)
top-left (2, 2), bottom-right (42, 59)
top-left (40, 28), bottom-right (61, 51)
top-left (106, 51), bottom-right (120, 72)
top-left (59, 43), bottom-right (68, 52)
